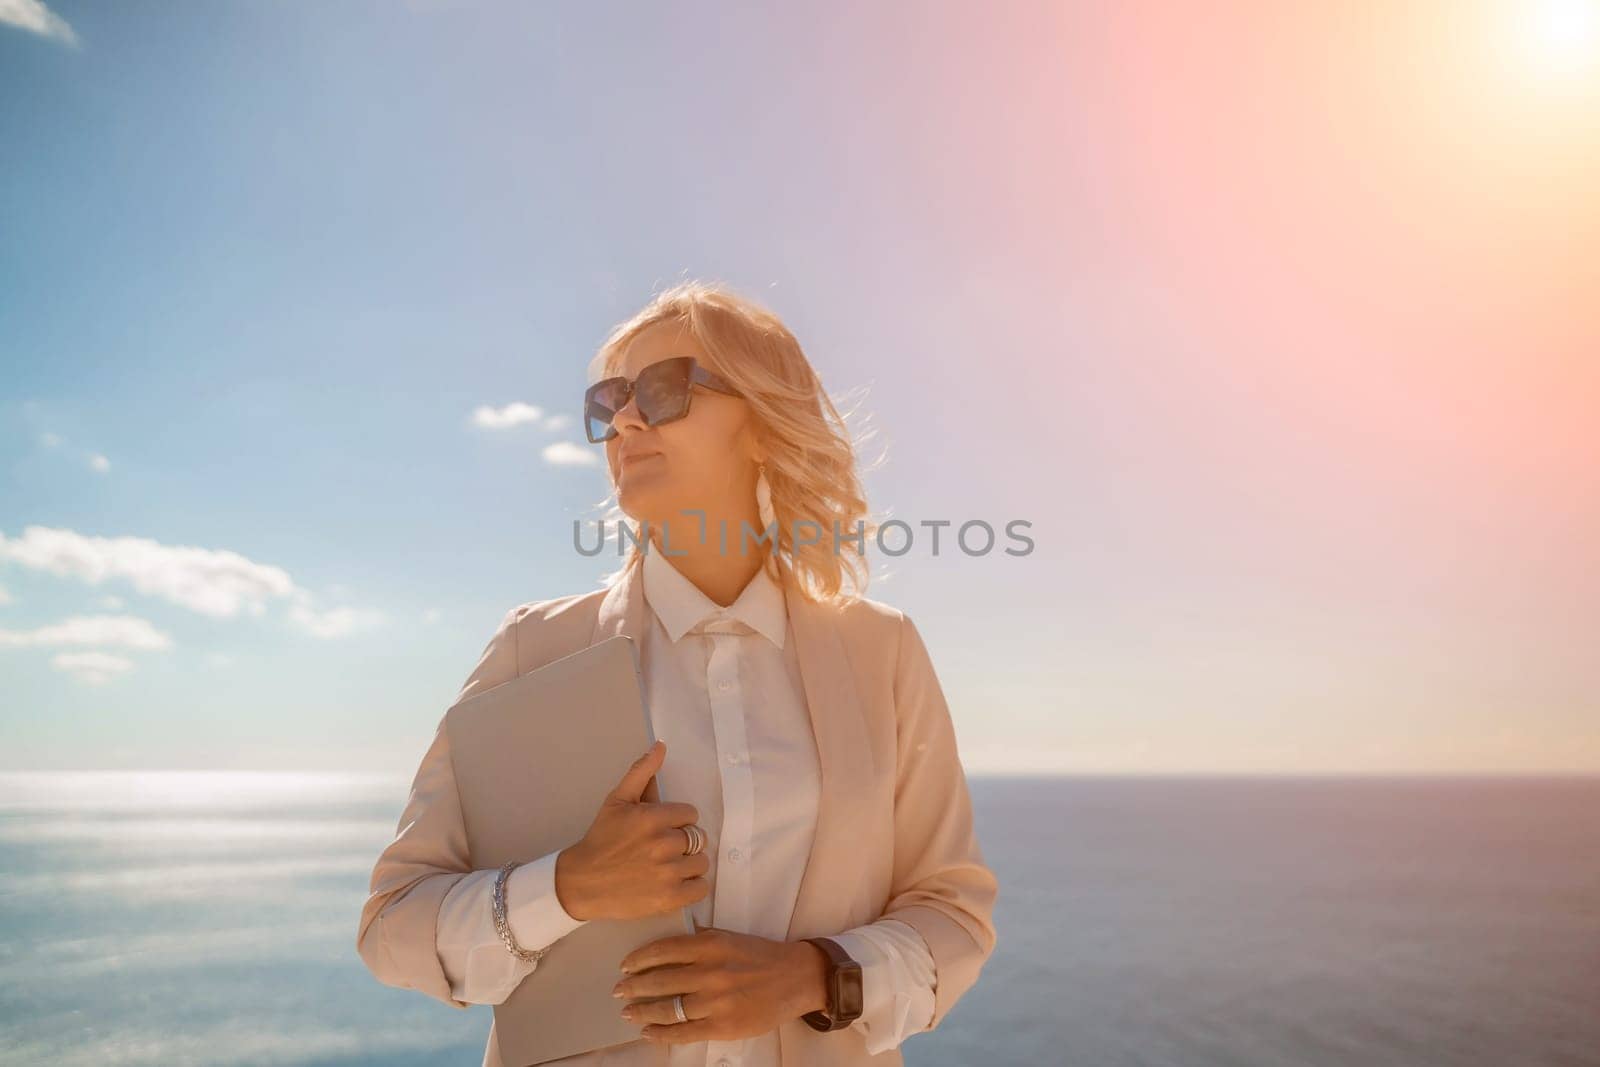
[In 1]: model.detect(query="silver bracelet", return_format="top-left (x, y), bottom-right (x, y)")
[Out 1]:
top-left (493, 860), bottom-right (550, 964)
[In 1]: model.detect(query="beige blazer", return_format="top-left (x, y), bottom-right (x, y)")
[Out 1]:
top-left (356, 557), bottom-right (1000, 1066)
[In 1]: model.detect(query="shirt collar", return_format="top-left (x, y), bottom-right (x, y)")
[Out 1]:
top-left (642, 546), bottom-right (787, 649)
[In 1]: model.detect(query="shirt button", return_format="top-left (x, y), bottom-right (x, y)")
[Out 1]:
top-left (717, 679), bottom-right (731, 690)
top-left (726, 752), bottom-right (740, 764)
top-left (717, 1060), bottom-right (732, 1067)
top-left (728, 848), bottom-right (742, 862)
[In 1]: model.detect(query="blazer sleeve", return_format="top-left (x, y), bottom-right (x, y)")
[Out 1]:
top-left (355, 604), bottom-right (525, 1008)
top-left (877, 611), bottom-right (1000, 1032)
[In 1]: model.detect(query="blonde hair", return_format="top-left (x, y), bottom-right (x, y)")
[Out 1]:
top-left (587, 279), bottom-right (880, 606)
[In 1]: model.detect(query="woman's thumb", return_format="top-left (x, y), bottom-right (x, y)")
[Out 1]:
top-left (611, 739), bottom-right (665, 803)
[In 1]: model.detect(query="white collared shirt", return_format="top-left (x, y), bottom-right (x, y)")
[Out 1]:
top-left (435, 548), bottom-right (937, 1063)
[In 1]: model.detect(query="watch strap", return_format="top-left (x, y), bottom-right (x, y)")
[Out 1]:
top-left (801, 936), bottom-right (862, 1032)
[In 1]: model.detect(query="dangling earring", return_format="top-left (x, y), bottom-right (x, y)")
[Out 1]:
top-left (755, 463), bottom-right (776, 531)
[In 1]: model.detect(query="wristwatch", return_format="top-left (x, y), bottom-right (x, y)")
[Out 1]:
top-left (800, 936), bottom-right (864, 1031)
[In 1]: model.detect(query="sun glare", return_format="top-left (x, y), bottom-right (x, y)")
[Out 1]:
top-left (1515, 0), bottom-right (1599, 78)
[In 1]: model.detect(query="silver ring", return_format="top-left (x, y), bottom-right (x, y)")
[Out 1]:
top-left (680, 824), bottom-right (704, 856)
top-left (672, 993), bottom-right (687, 1022)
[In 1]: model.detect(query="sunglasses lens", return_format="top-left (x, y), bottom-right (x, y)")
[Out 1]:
top-left (636, 358), bottom-right (693, 426)
top-left (585, 380), bottom-right (627, 442)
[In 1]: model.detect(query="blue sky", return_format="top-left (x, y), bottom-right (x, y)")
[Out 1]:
top-left (3, 1), bottom-right (1596, 774)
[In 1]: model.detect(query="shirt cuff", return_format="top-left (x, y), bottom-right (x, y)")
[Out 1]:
top-left (505, 850), bottom-right (589, 948)
top-left (825, 918), bottom-right (937, 1053)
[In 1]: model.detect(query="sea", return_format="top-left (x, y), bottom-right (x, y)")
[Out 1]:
top-left (0, 772), bottom-right (1595, 1066)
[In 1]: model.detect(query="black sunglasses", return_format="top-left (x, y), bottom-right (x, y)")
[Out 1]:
top-left (584, 356), bottom-right (740, 443)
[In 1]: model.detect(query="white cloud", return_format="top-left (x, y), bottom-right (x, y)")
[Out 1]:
top-left (0, 583), bottom-right (10, 605)
top-left (471, 402), bottom-right (544, 429)
top-left (471, 403), bottom-right (577, 433)
top-left (542, 441), bottom-right (598, 467)
top-left (0, 525), bottom-right (383, 640)
top-left (96, 594), bottom-right (124, 610)
top-left (287, 589), bottom-right (386, 638)
top-left (0, 614), bottom-right (172, 650)
top-left (0, 0), bottom-right (78, 46)
top-left (0, 525), bottom-right (294, 618)
top-left (421, 608), bottom-right (441, 624)
top-left (30, 432), bottom-right (109, 473)
top-left (0, 614), bottom-right (168, 682)
top-left (51, 651), bottom-right (133, 686)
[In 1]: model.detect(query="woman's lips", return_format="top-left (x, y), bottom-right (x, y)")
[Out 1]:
top-left (620, 451), bottom-right (660, 467)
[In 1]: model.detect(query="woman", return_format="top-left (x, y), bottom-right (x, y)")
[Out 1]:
top-left (357, 281), bottom-right (999, 1067)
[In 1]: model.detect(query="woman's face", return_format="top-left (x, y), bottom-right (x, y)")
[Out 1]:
top-left (605, 321), bottom-right (757, 527)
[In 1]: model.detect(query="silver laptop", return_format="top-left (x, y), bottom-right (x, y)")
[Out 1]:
top-left (444, 634), bottom-right (694, 1066)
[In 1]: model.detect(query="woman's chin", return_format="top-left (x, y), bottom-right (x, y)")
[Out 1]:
top-left (616, 489), bottom-right (671, 528)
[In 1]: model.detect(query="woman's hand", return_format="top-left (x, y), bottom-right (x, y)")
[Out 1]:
top-left (611, 925), bottom-right (830, 1044)
top-left (556, 740), bottom-right (712, 922)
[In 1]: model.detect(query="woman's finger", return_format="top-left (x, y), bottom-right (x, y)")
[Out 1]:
top-left (642, 1019), bottom-right (717, 1044)
top-left (622, 990), bottom-right (710, 1029)
top-left (614, 962), bottom-right (709, 1000)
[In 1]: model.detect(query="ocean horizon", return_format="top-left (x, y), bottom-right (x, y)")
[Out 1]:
top-left (1, 771), bottom-right (1595, 1066)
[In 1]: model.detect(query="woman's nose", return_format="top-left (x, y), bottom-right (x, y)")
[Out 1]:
top-left (611, 394), bottom-right (647, 434)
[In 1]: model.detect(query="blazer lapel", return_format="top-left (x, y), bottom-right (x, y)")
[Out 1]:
top-left (589, 557), bottom-right (876, 940)
top-left (780, 567), bottom-right (876, 941)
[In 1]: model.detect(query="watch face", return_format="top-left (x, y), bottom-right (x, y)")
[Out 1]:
top-left (836, 963), bottom-right (864, 1018)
